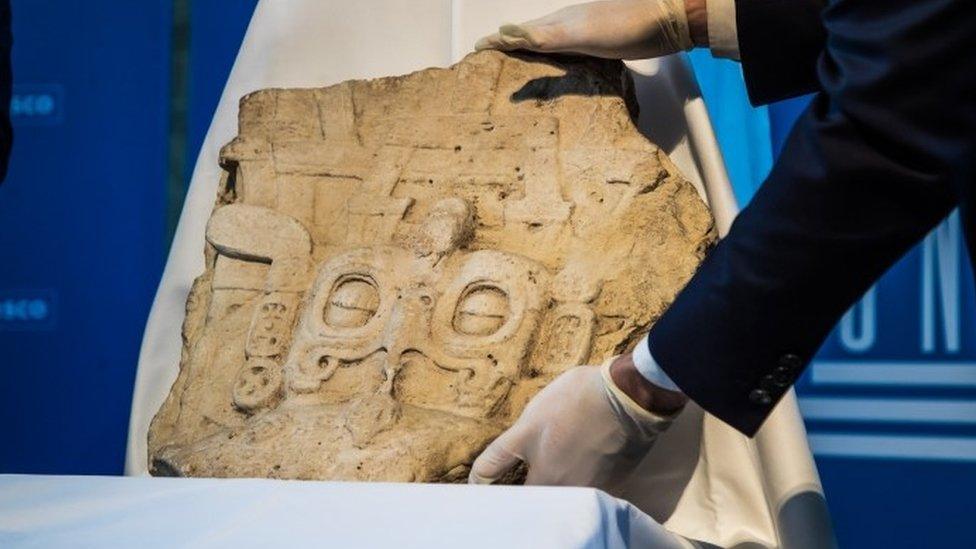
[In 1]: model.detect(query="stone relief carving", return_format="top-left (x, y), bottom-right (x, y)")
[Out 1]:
top-left (148, 51), bottom-right (715, 482)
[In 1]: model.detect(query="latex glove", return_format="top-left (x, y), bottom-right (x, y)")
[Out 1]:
top-left (469, 357), bottom-right (680, 492)
top-left (474, 0), bottom-right (695, 60)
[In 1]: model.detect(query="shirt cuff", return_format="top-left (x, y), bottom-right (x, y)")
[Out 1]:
top-left (706, 0), bottom-right (740, 60)
top-left (632, 333), bottom-right (682, 392)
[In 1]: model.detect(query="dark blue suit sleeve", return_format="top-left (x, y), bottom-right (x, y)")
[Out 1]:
top-left (648, 0), bottom-right (976, 436)
top-left (736, 0), bottom-right (826, 105)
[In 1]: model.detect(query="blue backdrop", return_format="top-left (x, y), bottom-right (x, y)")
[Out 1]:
top-left (0, 2), bottom-right (973, 546)
top-left (0, 0), bottom-right (171, 474)
top-left (770, 98), bottom-right (976, 548)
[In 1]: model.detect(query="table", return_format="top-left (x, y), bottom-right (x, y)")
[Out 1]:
top-left (0, 475), bottom-right (689, 548)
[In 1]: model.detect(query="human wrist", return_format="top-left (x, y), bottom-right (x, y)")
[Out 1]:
top-left (684, 0), bottom-right (709, 48)
top-left (609, 353), bottom-right (688, 415)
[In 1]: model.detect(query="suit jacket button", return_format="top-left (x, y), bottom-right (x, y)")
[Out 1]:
top-left (779, 353), bottom-right (802, 370)
top-left (749, 389), bottom-right (772, 405)
top-left (771, 369), bottom-right (792, 387)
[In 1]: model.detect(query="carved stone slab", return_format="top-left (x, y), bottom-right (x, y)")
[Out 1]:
top-left (148, 51), bottom-right (715, 482)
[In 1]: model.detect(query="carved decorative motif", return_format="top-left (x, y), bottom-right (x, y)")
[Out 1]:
top-left (148, 51), bottom-right (714, 482)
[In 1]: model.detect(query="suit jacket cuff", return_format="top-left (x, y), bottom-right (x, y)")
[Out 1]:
top-left (632, 333), bottom-right (683, 392)
top-left (735, 0), bottom-right (826, 105)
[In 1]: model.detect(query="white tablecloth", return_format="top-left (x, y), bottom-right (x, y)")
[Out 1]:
top-left (124, 1), bottom-right (835, 547)
top-left (0, 475), bottom-right (692, 548)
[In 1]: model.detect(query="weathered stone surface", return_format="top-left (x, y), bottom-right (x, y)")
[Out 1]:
top-left (148, 51), bottom-right (715, 482)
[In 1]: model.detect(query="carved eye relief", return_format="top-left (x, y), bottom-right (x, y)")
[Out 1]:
top-left (453, 285), bottom-right (509, 336)
top-left (323, 277), bottom-right (379, 328)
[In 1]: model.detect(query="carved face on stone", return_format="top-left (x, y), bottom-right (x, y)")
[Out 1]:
top-left (147, 51), bottom-right (714, 482)
top-left (283, 200), bottom-right (550, 449)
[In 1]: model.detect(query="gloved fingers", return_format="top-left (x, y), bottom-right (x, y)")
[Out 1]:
top-left (523, 458), bottom-right (559, 486)
top-left (468, 424), bottom-right (528, 485)
top-left (474, 23), bottom-right (545, 53)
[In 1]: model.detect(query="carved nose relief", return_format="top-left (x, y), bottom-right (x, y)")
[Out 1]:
top-left (147, 51), bottom-right (714, 482)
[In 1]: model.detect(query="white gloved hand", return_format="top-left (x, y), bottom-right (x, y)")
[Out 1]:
top-left (474, 0), bottom-right (695, 60)
top-left (469, 357), bottom-right (680, 492)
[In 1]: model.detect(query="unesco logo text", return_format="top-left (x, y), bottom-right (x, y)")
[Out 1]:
top-left (0, 290), bottom-right (57, 331)
top-left (11, 84), bottom-right (64, 126)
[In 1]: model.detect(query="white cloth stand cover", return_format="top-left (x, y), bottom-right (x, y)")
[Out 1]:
top-left (0, 475), bottom-right (690, 548)
top-left (125, 2), bottom-right (835, 547)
